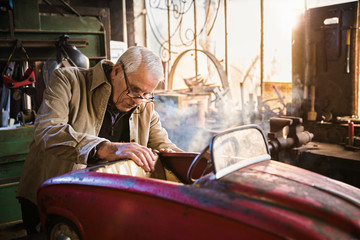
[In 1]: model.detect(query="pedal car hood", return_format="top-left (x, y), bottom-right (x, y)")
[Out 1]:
top-left (199, 160), bottom-right (360, 235)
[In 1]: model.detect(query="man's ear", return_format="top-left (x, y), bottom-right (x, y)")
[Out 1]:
top-left (113, 64), bottom-right (122, 77)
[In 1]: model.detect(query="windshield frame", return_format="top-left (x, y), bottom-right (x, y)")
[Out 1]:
top-left (209, 125), bottom-right (271, 179)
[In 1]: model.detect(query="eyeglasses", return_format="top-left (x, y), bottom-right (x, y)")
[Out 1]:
top-left (119, 62), bottom-right (154, 102)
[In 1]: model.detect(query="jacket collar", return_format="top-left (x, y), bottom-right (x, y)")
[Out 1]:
top-left (90, 59), bottom-right (114, 91)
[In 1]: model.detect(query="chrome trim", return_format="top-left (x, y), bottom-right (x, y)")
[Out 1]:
top-left (215, 154), bottom-right (271, 179)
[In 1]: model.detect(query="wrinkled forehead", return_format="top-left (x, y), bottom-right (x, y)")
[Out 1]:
top-left (127, 68), bottom-right (160, 93)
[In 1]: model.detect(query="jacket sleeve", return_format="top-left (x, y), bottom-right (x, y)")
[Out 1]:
top-left (33, 68), bottom-right (109, 164)
top-left (147, 105), bottom-right (183, 152)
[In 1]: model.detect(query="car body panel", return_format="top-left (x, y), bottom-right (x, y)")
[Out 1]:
top-left (38, 157), bottom-right (360, 239)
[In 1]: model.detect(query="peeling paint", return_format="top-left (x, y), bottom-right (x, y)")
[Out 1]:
top-left (38, 158), bottom-right (360, 239)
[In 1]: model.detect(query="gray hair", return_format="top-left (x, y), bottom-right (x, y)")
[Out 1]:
top-left (116, 46), bottom-right (164, 80)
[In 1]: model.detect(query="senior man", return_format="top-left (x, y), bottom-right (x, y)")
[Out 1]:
top-left (17, 46), bottom-right (181, 235)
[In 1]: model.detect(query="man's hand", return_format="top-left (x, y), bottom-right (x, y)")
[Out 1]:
top-left (154, 148), bottom-right (176, 153)
top-left (96, 142), bottom-right (156, 172)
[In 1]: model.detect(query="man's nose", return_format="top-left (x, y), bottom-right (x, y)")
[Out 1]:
top-left (131, 97), bottom-right (144, 104)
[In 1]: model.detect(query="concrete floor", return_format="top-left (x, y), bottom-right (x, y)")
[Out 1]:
top-left (0, 223), bottom-right (45, 240)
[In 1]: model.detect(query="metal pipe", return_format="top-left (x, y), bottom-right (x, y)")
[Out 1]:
top-left (59, 0), bottom-right (81, 17)
top-left (224, 0), bottom-right (228, 75)
top-left (142, 0), bottom-right (147, 47)
top-left (304, 0), bottom-right (310, 91)
top-left (22, 62), bottom-right (32, 112)
top-left (167, 0), bottom-right (171, 90)
top-left (354, 0), bottom-right (360, 116)
top-left (260, 0), bottom-right (264, 97)
top-left (122, 0), bottom-right (127, 43)
top-left (194, 0), bottom-right (198, 79)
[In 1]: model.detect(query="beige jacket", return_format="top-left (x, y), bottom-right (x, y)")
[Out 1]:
top-left (17, 60), bottom-right (181, 205)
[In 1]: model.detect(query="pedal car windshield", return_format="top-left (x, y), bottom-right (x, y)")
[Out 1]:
top-left (211, 125), bottom-right (271, 179)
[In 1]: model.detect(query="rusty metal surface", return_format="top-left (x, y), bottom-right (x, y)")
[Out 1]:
top-left (37, 156), bottom-right (360, 239)
top-left (216, 160), bottom-right (360, 237)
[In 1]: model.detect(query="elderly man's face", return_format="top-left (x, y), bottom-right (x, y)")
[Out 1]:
top-left (110, 64), bottom-right (159, 112)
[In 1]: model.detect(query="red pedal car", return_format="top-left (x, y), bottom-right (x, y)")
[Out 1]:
top-left (37, 125), bottom-right (360, 239)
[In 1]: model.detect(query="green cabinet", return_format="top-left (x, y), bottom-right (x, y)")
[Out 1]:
top-left (0, 126), bottom-right (33, 226)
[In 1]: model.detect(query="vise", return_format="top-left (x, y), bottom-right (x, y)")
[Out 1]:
top-left (268, 116), bottom-right (314, 159)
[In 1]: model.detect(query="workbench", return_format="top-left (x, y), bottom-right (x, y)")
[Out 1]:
top-left (297, 141), bottom-right (360, 188)
top-left (0, 125), bottom-right (33, 226)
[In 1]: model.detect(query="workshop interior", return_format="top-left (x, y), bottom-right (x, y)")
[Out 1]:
top-left (0, 0), bottom-right (359, 238)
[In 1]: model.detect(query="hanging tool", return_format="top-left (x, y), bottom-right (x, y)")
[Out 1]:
top-left (3, 67), bottom-right (36, 89)
top-left (345, 28), bottom-right (351, 73)
top-left (1, 41), bottom-right (36, 125)
top-left (17, 62), bottom-right (37, 125)
top-left (307, 85), bottom-right (317, 121)
top-left (2, 42), bottom-right (36, 93)
top-left (56, 35), bottom-right (89, 68)
top-left (307, 43), bottom-right (317, 121)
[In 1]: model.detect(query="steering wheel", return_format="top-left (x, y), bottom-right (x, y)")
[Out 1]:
top-left (186, 146), bottom-right (212, 183)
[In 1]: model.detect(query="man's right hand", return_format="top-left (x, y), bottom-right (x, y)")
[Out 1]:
top-left (95, 142), bottom-right (156, 172)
